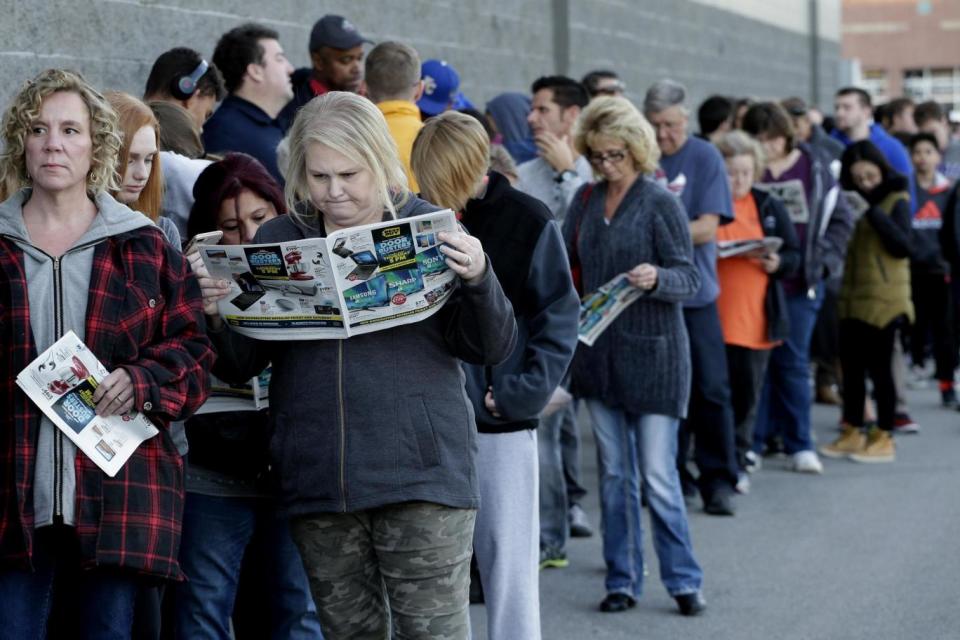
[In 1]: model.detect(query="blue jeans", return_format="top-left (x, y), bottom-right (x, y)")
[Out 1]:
top-left (753, 287), bottom-right (824, 455)
top-left (0, 526), bottom-right (139, 640)
top-left (560, 399), bottom-right (587, 505)
top-left (586, 401), bottom-right (702, 598)
top-left (175, 492), bottom-right (323, 640)
top-left (538, 402), bottom-right (570, 550)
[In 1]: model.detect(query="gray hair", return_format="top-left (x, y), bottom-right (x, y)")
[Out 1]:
top-left (643, 79), bottom-right (687, 115)
top-left (715, 130), bottom-right (766, 180)
top-left (364, 41), bottom-right (421, 104)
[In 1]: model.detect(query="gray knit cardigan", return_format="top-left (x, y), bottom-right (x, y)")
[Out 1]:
top-left (563, 177), bottom-right (701, 419)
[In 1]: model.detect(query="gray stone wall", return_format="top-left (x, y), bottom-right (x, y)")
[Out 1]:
top-left (0, 0), bottom-right (839, 117)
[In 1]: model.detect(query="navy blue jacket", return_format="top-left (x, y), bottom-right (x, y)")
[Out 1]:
top-left (203, 95), bottom-right (285, 184)
top-left (459, 172), bottom-right (580, 433)
top-left (752, 188), bottom-right (802, 342)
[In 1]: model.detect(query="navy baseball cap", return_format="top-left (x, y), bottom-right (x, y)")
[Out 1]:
top-left (309, 15), bottom-right (371, 52)
top-left (418, 59), bottom-right (461, 117)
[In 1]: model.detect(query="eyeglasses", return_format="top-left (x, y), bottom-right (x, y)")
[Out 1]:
top-left (588, 149), bottom-right (628, 166)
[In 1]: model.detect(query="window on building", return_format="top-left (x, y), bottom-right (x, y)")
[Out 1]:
top-left (903, 67), bottom-right (960, 106)
top-left (861, 69), bottom-right (889, 102)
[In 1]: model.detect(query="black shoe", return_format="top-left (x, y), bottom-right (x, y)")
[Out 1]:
top-left (599, 592), bottom-right (637, 613)
top-left (942, 387), bottom-right (958, 409)
top-left (763, 434), bottom-right (785, 457)
top-left (703, 488), bottom-right (736, 516)
top-left (674, 591), bottom-right (706, 616)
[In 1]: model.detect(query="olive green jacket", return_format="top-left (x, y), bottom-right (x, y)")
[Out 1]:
top-left (838, 188), bottom-right (914, 328)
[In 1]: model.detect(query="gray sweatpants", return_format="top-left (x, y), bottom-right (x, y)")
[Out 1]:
top-left (472, 430), bottom-right (541, 640)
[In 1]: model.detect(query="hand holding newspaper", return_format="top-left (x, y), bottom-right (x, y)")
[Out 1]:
top-left (199, 210), bottom-right (460, 340)
top-left (16, 331), bottom-right (159, 477)
top-left (578, 273), bottom-right (647, 346)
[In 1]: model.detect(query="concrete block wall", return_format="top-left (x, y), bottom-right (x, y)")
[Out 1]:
top-left (566, 0), bottom-right (841, 112)
top-left (0, 0), bottom-right (839, 119)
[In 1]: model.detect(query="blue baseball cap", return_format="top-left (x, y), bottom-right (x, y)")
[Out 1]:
top-left (417, 59), bottom-right (460, 117)
top-left (309, 15), bottom-right (371, 52)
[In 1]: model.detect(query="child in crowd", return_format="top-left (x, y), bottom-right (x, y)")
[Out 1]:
top-left (715, 131), bottom-right (801, 491)
top-left (907, 132), bottom-right (958, 407)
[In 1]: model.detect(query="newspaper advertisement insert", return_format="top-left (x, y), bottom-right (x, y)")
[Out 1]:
top-left (578, 273), bottom-right (647, 347)
top-left (200, 210), bottom-right (459, 340)
top-left (16, 331), bottom-right (159, 477)
top-left (195, 367), bottom-right (271, 415)
top-left (755, 179), bottom-right (810, 224)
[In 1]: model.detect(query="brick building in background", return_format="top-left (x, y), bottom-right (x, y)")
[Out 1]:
top-left (843, 0), bottom-right (960, 108)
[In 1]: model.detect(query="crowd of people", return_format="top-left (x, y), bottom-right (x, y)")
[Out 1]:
top-left (1, 12), bottom-right (959, 640)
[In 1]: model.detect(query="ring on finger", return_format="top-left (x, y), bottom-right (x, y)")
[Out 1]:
top-left (464, 255), bottom-right (473, 266)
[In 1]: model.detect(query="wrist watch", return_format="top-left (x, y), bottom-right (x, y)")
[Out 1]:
top-left (554, 169), bottom-right (577, 184)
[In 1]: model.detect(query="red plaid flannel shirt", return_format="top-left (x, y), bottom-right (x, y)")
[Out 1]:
top-left (0, 225), bottom-right (214, 580)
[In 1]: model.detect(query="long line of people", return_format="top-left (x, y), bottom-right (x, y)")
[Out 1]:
top-left (1, 13), bottom-right (959, 640)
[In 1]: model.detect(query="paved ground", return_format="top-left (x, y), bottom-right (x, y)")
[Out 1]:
top-left (470, 384), bottom-right (960, 639)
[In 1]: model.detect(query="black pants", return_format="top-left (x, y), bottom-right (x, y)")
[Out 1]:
top-left (678, 303), bottom-right (739, 495)
top-left (840, 318), bottom-right (898, 431)
top-left (910, 270), bottom-right (957, 382)
top-left (726, 345), bottom-right (771, 469)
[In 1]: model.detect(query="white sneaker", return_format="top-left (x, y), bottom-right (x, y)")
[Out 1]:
top-left (735, 472), bottom-right (751, 495)
top-left (792, 450), bottom-right (823, 474)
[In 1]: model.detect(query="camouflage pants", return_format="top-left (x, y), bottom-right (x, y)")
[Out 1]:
top-left (290, 502), bottom-right (476, 640)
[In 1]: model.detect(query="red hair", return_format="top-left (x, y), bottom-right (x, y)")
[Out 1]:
top-left (106, 91), bottom-right (163, 221)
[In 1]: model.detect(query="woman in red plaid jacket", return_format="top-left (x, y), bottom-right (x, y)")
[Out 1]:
top-left (0, 69), bottom-right (214, 639)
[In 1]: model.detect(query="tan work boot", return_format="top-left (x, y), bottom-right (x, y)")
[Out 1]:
top-left (819, 424), bottom-right (866, 459)
top-left (849, 427), bottom-right (895, 463)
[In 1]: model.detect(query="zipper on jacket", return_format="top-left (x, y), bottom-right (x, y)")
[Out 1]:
top-left (337, 340), bottom-right (346, 512)
top-left (9, 238), bottom-right (108, 522)
top-left (53, 256), bottom-right (64, 519)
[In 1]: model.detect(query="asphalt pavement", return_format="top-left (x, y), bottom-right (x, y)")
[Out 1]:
top-left (470, 383), bottom-right (960, 639)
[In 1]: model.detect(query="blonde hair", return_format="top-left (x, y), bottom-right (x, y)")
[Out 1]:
top-left (574, 96), bottom-right (660, 175)
top-left (489, 143), bottom-right (518, 184)
top-left (0, 69), bottom-right (121, 198)
top-left (285, 91), bottom-right (408, 226)
top-left (716, 129), bottom-right (767, 181)
top-left (411, 111), bottom-right (490, 212)
top-left (107, 92), bottom-right (164, 221)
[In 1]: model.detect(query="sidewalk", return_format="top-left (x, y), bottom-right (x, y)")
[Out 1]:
top-left (470, 385), bottom-right (960, 639)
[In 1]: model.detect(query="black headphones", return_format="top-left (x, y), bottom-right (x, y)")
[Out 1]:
top-left (172, 59), bottom-right (209, 100)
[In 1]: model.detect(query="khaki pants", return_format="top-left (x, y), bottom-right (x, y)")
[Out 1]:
top-left (291, 502), bottom-right (476, 640)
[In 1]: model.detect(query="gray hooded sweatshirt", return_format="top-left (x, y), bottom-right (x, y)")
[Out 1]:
top-left (0, 189), bottom-right (151, 527)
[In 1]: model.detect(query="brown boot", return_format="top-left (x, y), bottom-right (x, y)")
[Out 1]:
top-left (849, 427), bottom-right (895, 463)
top-left (819, 424), bottom-right (866, 459)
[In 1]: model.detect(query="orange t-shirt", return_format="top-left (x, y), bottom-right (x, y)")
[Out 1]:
top-left (716, 193), bottom-right (775, 350)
